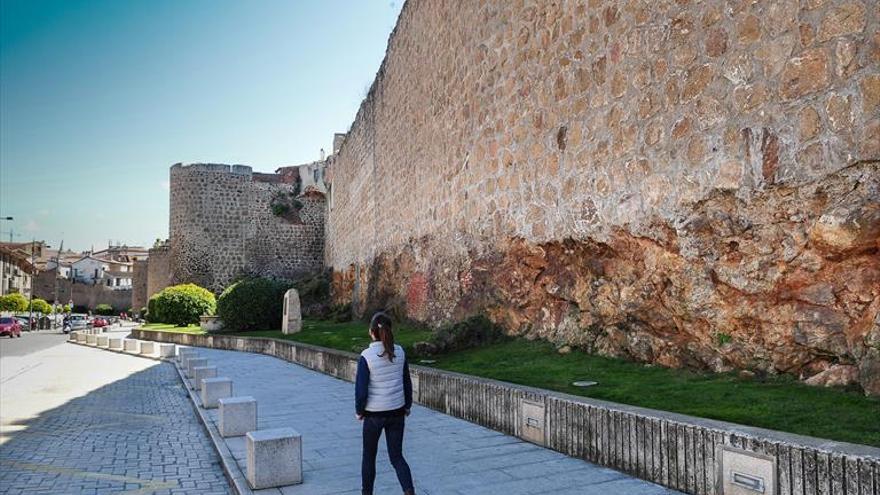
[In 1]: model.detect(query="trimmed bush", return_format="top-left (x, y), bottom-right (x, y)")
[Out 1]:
top-left (29, 298), bottom-right (52, 314)
top-left (94, 304), bottom-right (114, 316)
top-left (149, 284), bottom-right (215, 326)
top-left (0, 293), bottom-right (28, 312)
top-left (217, 277), bottom-right (294, 331)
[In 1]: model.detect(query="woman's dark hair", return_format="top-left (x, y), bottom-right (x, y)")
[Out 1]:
top-left (370, 311), bottom-right (395, 362)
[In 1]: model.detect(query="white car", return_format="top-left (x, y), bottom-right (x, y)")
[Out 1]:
top-left (68, 314), bottom-right (89, 330)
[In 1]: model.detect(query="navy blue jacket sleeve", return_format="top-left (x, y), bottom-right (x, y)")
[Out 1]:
top-left (355, 356), bottom-right (370, 415)
top-left (403, 358), bottom-right (413, 411)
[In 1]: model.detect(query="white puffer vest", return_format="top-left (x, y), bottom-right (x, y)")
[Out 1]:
top-left (361, 342), bottom-right (406, 412)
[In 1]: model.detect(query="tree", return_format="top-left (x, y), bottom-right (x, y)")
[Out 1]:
top-left (0, 293), bottom-right (29, 312)
top-left (94, 304), bottom-right (114, 316)
top-left (29, 298), bottom-right (52, 314)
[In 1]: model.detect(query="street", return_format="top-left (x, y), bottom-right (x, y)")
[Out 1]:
top-left (0, 330), bottom-right (68, 358)
top-left (0, 330), bottom-right (230, 494)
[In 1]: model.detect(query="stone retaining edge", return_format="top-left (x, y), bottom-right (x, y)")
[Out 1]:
top-left (131, 329), bottom-right (880, 495)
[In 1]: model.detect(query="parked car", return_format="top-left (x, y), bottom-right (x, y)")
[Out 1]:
top-left (68, 314), bottom-right (89, 330)
top-left (14, 315), bottom-right (34, 331)
top-left (0, 317), bottom-right (22, 338)
top-left (91, 317), bottom-right (109, 328)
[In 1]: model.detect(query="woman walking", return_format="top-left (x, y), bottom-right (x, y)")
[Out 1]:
top-left (355, 312), bottom-right (416, 495)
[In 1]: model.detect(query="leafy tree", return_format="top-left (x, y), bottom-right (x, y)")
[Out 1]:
top-left (94, 304), bottom-right (114, 316)
top-left (0, 293), bottom-right (28, 312)
top-left (29, 298), bottom-right (52, 314)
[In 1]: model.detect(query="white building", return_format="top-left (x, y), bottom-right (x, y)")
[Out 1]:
top-left (71, 256), bottom-right (132, 289)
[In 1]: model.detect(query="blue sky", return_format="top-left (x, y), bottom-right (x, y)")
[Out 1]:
top-left (0, 0), bottom-right (403, 251)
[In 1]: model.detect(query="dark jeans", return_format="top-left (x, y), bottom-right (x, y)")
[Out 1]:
top-left (362, 415), bottom-right (414, 494)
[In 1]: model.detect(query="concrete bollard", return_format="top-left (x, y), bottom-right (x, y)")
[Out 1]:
top-left (86, 334), bottom-right (98, 345)
top-left (69, 331), bottom-right (78, 342)
top-left (76, 332), bottom-right (87, 343)
top-left (246, 428), bottom-right (303, 489)
top-left (186, 357), bottom-right (208, 379)
top-left (157, 343), bottom-right (176, 358)
top-left (96, 335), bottom-right (109, 347)
top-left (139, 341), bottom-right (156, 356)
top-left (191, 366), bottom-right (217, 391)
top-left (178, 347), bottom-right (197, 363)
top-left (123, 339), bottom-right (139, 352)
top-left (108, 337), bottom-right (123, 350)
top-left (219, 396), bottom-right (257, 437)
top-left (201, 377), bottom-right (232, 408)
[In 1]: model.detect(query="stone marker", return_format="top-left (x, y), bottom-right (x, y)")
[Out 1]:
top-left (86, 334), bottom-right (98, 345)
top-left (178, 348), bottom-right (197, 365)
top-left (246, 428), bottom-right (303, 489)
top-left (96, 335), bottom-right (109, 347)
top-left (68, 331), bottom-right (78, 342)
top-left (201, 377), bottom-right (233, 408)
top-left (157, 343), bottom-right (176, 358)
top-left (75, 332), bottom-right (87, 343)
top-left (219, 396), bottom-right (257, 437)
top-left (192, 366), bottom-right (217, 391)
top-left (140, 341), bottom-right (156, 356)
top-left (281, 288), bottom-right (302, 335)
top-left (186, 358), bottom-right (208, 378)
top-left (123, 339), bottom-right (139, 352)
top-left (108, 337), bottom-right (123, 350)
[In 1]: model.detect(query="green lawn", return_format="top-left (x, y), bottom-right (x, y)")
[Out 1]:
top-left (146, 318), bottom-right (879, 446)
top-left (138, 323), bottom-right (204, 334)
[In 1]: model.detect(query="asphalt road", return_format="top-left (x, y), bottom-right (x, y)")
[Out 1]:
top-left (0, 330), bottom-right (69, 358)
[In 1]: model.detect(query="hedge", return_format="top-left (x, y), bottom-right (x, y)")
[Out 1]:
top-left (29, 298), bottom-right (52, 314)
top-left (148, 284), bottom-right (215, 326)
top-left (94, 304), bottom-right (114, 316)
top-left (217, 277), bottom-right (294, 331)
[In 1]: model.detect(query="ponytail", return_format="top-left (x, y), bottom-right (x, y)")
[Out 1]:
top-left (370, 312), bottom-right (395, 362)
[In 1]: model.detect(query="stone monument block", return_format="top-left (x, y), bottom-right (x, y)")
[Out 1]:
top-left (520, 399), bottom-right (546, 446)
top-left (281, 288), bottom-right (302, 335)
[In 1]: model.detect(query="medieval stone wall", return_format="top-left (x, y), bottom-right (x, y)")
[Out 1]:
top-left (169, 163), bottom-right (325, 293)
top-left (325, 0), bottom-right (880, 392)
top-left (146, 243), bottom-right (172, 301)
top-left (131, 259), bottom-right (148, 311)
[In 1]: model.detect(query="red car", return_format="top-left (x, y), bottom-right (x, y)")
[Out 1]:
top-left (91, 317), bottom-right (109, 328)
top-left (0, 317), bottom-right (22, 338)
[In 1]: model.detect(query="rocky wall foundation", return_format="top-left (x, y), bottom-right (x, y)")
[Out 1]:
top-left (333, 162), bottom-right (880, 394)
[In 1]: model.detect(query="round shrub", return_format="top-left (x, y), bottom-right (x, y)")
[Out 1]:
top-left (0, 293), bottom-right (29, 312)
top-left (217, 277), bottom-right (294, 331)
top-left (94, 303), bottom-right (114, 316)
top-left (150, 284), bottom-right (215, 326)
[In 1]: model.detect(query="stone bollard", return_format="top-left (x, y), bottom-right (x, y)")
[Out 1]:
top-left (246, 428), bottom-right (303, 489)
top-left (123, 339), bottom-right (140, 352)
top-left (178, 347), bottom-right (197, 364)
top-left (86, 334), bottom-right (98, 345)
top-left (96, 335), bottom-right (109, 347)
top-left (69, 331), bottom-right (78, 342)
top-left (108, 337), bottom-right (123, 350)
top-left (76, 332), bottom-right (87, 343)
top-left (157, 343), bottom-right (176, 358)
top-left (186, 357), bottom-right (208, 379)
top-left (201, 377), bottom-right (233, 408)
top-left (219, 396), bottom-right (257, 437)
top-left (139, 341), bottom-right (156, 356)
top-left (192, 366), bottom-right (217, 391)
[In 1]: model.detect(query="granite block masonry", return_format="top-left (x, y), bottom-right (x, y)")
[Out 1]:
top-left (246, 428), bottom-right (303, 489)
top-left (324, 0), bottom-right (880, 394)
top-left (219, 396), bottom-right (257, 438)
top-left (192, 366), bottom-right (217, 391)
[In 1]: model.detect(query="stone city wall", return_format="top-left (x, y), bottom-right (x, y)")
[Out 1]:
top-left (169, 163), bottom-right (325, 293)
top-left (33, 270), bottom-right (133, 311)
top-left (131, 259), bottom-right (148, 311)
top-left (325, 0), bottom-right (880, 392)
top-left (146, 243), bottom-right (172, 302)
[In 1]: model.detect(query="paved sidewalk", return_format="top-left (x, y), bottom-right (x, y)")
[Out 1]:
top-left (188, 347), bottom-right (681, 495)
top-left (0, 340), bottom-right (231, 494)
